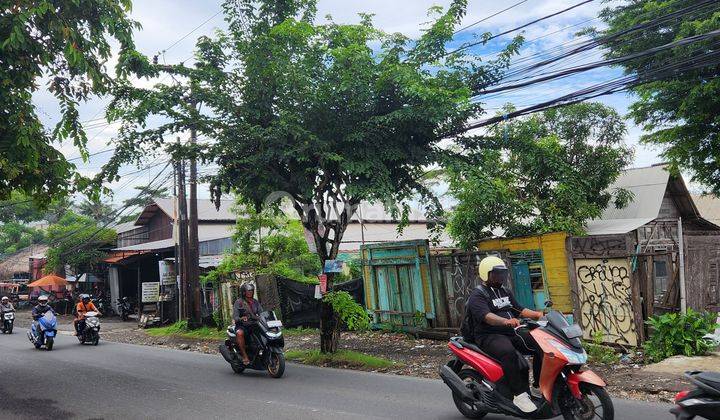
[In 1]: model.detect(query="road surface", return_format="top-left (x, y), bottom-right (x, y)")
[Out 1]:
top-left (0, 332), bottom-right (673, 419)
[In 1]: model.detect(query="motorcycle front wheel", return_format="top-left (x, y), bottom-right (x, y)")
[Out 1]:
top-left (46, 337), bottom-right (54, 351)
top-left (561, 384), bottom-right (614, 420)
top-left (267, 352), bottom-right (285, 378)
top-left (93, 335), bottom-right (99, 346)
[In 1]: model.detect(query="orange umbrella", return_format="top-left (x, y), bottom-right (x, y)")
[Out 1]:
top-left (27, 274), bottom-right (68, 288)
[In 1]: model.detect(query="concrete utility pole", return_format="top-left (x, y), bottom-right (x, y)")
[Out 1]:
top-left (188, 124), bottom-right (202, 326)
top-left (678, 217), bottom-right (687, 314)
top-left (176, 142), bottom-right (190, 320)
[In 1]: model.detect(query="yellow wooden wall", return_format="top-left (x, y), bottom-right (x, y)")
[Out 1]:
top-left (476, 232), bottom-right (572, 313)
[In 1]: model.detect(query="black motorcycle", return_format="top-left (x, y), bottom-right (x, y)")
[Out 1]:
top-left (219, 311), bottom-right (285, 378)
top-left (671, 371), bottom-right (720, 419)
top-left (117, 297), bottom-right (132, 321)
top-left (1, 310), bottom-right (14, 334)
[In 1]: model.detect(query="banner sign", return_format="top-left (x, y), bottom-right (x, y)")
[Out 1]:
top-left (158, 260), bottom-right (176, 285)
top-left (323, 260), bottom-right (344, 273)
top-left (141, 282), bottom-right (160, 303)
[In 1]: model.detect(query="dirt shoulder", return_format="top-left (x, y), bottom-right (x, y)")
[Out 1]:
top-left (98, 324), bottom-right (688, 403)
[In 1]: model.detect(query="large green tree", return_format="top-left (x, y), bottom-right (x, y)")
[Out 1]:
top-left (448, 103), bottom-right (633, 248)
top-left (105, 0), bottom-right (520, 352)
top-left (45, 211), bottom-right (116, 275)
top-left (0, 1), bottom-right (138, 205)
top-left (599, 0), bottom-right (720, 193)
top-left (0, 222), bottom-right (45, 256)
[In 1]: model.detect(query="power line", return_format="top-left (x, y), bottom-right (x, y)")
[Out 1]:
top-left (476, 29), bottom-right (720, 96)
top-left (453, 0), bottom-right (530, 35)
top-left (156, 10), bottom-right (222, 56)
top-left (446, 0), bottom-right (596, 57)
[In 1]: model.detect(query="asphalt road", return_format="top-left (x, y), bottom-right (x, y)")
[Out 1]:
top-left (0, 332), bottom-right (674, 420)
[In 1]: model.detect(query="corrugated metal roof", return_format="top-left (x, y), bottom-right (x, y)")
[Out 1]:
top-left (113, 224), bottom-right (235, 252)
top-left (598, 165), bottom-right (669, 221)
top-left (693, 194), bottom-right (720, 226)
top-left (152, 198), bottom-right (236, 222)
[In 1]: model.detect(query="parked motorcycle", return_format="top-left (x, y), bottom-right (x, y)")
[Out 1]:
top-left (77, 311), bottom-right (101, 346)
top-left (671, 371), bottom-right (720, 419)
top-left (440, 304), bottom-right (613, 419)
top-left (1, 310), bottom-right (14, 334)
top-left (218, 310), bottom-right (286, 378)
top-left (117, 297), bottom-right (132, 321)
top-left (27, 311), bottom-right (58, 350)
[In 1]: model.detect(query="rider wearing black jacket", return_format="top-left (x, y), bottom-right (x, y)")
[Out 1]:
top-left (232, 283), bottom-right (263, 365)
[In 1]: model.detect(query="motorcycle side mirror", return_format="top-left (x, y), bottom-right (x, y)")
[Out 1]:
top-left (544, 300), bottom-right (553, 308)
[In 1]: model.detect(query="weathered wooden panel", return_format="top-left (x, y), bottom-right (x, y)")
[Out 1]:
top-left (684, 235), bottom-right (720, 312)
top-left (574, 258), bottom-right (639, 346)
top-left (477, 232), bottom-right (573, 312)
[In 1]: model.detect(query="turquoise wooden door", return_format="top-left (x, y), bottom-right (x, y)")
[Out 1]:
top-left (511, 262), bottom-right (535, 310)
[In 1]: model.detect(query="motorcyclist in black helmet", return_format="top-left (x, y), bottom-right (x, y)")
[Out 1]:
top-left (232, 283), bottom-right (263, 365)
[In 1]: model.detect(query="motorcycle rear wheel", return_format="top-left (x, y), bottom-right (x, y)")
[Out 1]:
top-left (451, 369), bottom-right (487, 419)
top-left (46, 337), bottom-right (54, 351)
top-left (231, 362), bottom-right (245, 374)
top-left (561, 384), bottom-right (614, 420)
top-left (267, 352), bottom-right (285, 378)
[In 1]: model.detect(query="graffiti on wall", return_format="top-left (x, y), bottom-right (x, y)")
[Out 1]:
top-left (571, 237), bottom-right (626, 256)
top-left (575, 258), bottom-right (638, 346)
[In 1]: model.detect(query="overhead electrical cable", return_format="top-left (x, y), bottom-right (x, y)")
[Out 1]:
top-left (453, 0), bottom-right (530, 34)
top-left (445, 0), bottom-right (596, 57)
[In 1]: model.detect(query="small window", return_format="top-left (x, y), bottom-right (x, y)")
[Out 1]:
top-left (653, 260), bottom-right (668, 301)
top-left (529, 266), bottom-right (544, 290)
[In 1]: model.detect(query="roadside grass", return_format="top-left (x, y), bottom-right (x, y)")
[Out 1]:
top-left (285, 349), bottom-right (399, 369)
top-left (146, 321), bottom-right (226, 341)
top-left (283, 327), bottom-right (318, 337)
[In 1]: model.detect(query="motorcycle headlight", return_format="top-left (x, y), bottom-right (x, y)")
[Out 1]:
top-left (548, 339), bottom-right (587, 365)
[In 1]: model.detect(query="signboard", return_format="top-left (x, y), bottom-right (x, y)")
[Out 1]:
top-left (141, 282), bottom-right (160, 303)
top-left (318, 274), bottom-right (327, 294)
top-left (158, 260), bottom-right (176, 286)
top-left (323, 259), bottom-right (344, 273)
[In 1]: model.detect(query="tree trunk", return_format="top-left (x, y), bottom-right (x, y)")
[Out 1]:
top-left (320, 299), bottom-right (340, 353)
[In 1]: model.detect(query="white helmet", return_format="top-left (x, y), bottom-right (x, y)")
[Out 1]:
top-left (478, 256), bottom-right (507, 282)
top-left (1, 296), bottom-right (8, 302)
top-left (38, 295), bottom-right (49, 305)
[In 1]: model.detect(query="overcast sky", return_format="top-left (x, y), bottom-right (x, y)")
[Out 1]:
top-left (34, 0), bottom-right (668, 208)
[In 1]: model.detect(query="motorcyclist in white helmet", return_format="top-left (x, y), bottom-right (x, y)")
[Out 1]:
top-left (0, 296), bottom-right (14, 314)
top-left (463, 256), bottom-right (544, 413)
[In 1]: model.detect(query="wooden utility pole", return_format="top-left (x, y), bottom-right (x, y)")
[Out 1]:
top-left (188, 125), bottom-right (201, 326)
top-left (176, 142), bottom-right (190, 320)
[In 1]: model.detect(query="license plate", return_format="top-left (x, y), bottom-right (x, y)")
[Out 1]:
top-left (267, 320), bottom-right (282, 328)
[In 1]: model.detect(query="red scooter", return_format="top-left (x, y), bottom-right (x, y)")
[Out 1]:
top-left (440, 306), bottom-right (613, 419)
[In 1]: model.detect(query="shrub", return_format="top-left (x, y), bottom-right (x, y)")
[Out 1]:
top-left (644, 309), bottom-right (718, 363)
top-left (323, 291), bottom-right (370, 331)
top-left (584, 332), bottom-right (620, 365)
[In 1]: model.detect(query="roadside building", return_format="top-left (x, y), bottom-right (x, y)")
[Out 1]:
top-left (693, 193), bottom-right (720, 227)
top-left (567, 164), bottom-right (720, 346)
top-left (104, 198), bottom-right (236, 319)
top-left (0, 244), bottom-right (48, 282)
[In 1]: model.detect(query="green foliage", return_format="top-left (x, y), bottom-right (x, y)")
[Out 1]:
top-left (201, 204), bottom-right (321, 285)
top-left (0, 1), bottom-right (139, 202)
top-left (584, 332), bottom-right (620, 365)
top-left (323, 291), bottom-right (370, 331)
top-left (285, 349), bottom-right (397, 369)
top-left (644, 309), bottom-right (718, 363)
top-left (0, 222), bottom-right (45, 256)
top-left (283, 327), bottom-right (319, 337)
top-left (599, 1), bottom-right (720, 194)
top-left (104, 0), bottom-right (520, 267)
top-left (0, 192), bottom-right (71, 224)
top-left (146, 321), bottom-right (226, 340)
top-left (447, 103), bottom-right (633, 248)
top-left (119, 185), bottom-right (171, 223)
top-left (76, 199), bottom-right (116, 225)
top-left (45, 212), bottom-right (117, 274)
